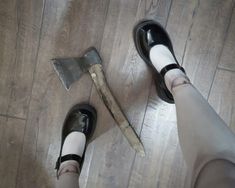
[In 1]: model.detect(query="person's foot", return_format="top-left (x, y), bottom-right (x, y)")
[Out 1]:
top-left (150, 45), bottom-right (190, 93)
top-left (55, 104), bottom-right (97, 177)
top-left (133, 19), bottom-right (189, 103)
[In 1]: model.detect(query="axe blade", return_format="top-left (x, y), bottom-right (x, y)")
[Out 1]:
top-left (52, 58), bottom-right (84, 90)
top-left (52, 47), bottom-right (102, 90)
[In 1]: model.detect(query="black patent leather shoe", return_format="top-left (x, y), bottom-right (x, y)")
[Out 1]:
top-left (133, 19), bottom-right (185, 103)
top-left (55, 104), bottom-right (97, 177)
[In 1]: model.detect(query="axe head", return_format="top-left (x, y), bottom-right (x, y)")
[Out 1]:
top-left (52, 47), bottom-right (102, 90)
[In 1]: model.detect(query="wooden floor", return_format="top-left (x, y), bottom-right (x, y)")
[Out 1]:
top-left (0, 0), bottom-right (235, 187)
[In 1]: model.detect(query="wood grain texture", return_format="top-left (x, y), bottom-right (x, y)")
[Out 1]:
top-left (0, 117), bottom-right (25, 188)
top-left (85, 0), bottom-right (149, 186)
top-left (128, 102), bottom-right (186, 188)
top-left (16, 0), bottom-right (110, 187)
top-left (7, 0), bottom-right (44, 118)
top-left (0, 0), bottom-right (44, 119)
top-left (182, 0), bottom-right (234, 98)
top-left (218, 6), bottom-right (235, 71)
top-left (166, 0), bottom-right (198, 63)
top-left (208, 69), bottom-right (235, 131)
top-left (0, 0), bottom-right (17, 115)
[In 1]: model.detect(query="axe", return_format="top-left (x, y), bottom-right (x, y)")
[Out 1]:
top-left (52, 47), bottom-right (145, 156)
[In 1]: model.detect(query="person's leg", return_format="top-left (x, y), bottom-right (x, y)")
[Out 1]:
top-left (150, 45), bottom-right (235, 187)
top-left (56, 163), bottom-right (80, 188)
top-left (172, 81), bottom-right (235, 187)
top-left (195, 159), bottom-right (235, 188)
top-left (56, 132), bottom-right (85, 188)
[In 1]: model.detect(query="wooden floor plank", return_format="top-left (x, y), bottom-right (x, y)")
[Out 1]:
top-left (144, 0), bottom-right (172, 26)
top-left (166, 0), bottom-right (198, 63)
top-left (182, 0), bottom-right (234, 98)
top-left (0, 0), bottom-right (17, 115)
top-left (128, 102), bottom-right (186, 188)
top-left (218, 6), bottom-right (235, 71)
top-left (0, 116), bottom-right (25, 188)
top-left (208, 69), bottom-right (235, 131)
top-left (16, 0), bottom-right (110, 187)
top-left (7, 0), bottom-right (44, 118)
top-left (0, 0), bottom-right (44, 119)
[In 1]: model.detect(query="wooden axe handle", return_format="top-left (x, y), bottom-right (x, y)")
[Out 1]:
top-left (88, 64), bottom-right (144, 153)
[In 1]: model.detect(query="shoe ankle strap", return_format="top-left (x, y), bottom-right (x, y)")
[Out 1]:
top-left (160, 64), bottom-right (185, 78)
top-left (55, 154), bottom-right (82, 178)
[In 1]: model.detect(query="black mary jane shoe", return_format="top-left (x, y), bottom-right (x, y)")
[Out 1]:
top-left (133, 19), bottom-right (185, 103)
top-left (55, 104), bottom-right (97, 178)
